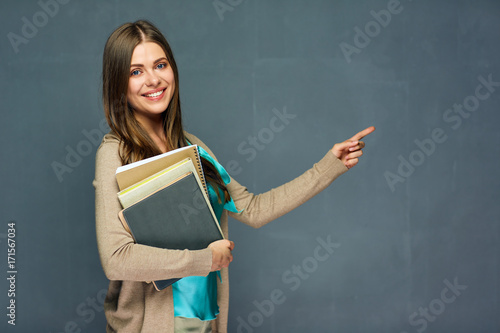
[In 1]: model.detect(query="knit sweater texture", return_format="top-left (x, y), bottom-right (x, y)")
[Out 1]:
top-left (93, 132), bottom-right (348, 332)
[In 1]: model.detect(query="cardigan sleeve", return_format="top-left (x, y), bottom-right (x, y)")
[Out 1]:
top-left (93, 135), bottom-right (212, 282)
top-left (186, 133), bottom-right (349, 229)
top-left (227, 152), bottom-right (348, 228)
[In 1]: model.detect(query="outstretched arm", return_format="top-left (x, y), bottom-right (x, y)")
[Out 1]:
top-left (186, 127), bottom-right (374, 229)
top-left (226, 126), bottom-right (375, 228)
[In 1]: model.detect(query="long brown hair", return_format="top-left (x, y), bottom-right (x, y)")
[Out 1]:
top-left (102, 20), bottom-right (229, 203)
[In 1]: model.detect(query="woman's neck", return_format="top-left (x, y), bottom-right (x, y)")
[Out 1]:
top-left (135, 113), bottom-right (168, 153)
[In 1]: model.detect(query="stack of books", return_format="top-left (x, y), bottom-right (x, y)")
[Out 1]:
top-left (115, 145), bottom-right (224, 290)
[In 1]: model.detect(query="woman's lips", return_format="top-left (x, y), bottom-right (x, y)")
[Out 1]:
top-left (143, 88), bottom-right (166, 101)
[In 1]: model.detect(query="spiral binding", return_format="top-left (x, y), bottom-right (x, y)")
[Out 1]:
top-left (193, 146), bottom-right (209, 197)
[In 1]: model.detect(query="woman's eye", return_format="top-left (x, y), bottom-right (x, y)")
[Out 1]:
top-left (157, 63), bottom-right (167, 69)
top-left (131, 69), bottom-right (141, 76)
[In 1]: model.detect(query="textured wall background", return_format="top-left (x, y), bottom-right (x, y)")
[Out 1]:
top-left (1, 0), bottom-right (499, 332)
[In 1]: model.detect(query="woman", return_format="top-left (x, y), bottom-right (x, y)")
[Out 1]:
top-left (94, 20), bottom-right (374, 333)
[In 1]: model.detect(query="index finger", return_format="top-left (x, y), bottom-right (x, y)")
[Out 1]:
top-left (350, 126), bottom-right (375, 141)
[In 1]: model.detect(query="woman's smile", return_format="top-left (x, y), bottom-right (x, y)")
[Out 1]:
top-left (142, 87), bottom-right (166, 100)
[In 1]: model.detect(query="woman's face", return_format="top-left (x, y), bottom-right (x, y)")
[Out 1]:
top-left (127, 42), bottom-right (175, 124)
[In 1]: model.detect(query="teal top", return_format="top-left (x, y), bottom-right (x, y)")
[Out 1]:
top-left (172, 145), bottom-right (241, 321)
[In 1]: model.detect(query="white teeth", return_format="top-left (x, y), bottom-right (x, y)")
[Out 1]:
top-left (145, 89), bottom-right (164, 97)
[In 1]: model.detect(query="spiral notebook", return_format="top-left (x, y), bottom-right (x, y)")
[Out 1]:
top-left (115, 145), bottom-right (207, 196)
top-left (118, 171), bottom-right (223, 291)
top-left (117, 157), bottom-right (208, 209)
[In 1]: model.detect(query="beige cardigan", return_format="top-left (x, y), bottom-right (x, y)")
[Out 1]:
top-left (93, 132), bottom-right (348, 332)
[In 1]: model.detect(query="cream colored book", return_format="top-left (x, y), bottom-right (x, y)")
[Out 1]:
top-left (118, 158), bottom-right (211, 210)
top-left (115, 145), bottom-right (207, 196)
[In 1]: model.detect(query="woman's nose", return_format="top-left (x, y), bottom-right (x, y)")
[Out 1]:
top-left (145, 71), bottom-right (160, 86)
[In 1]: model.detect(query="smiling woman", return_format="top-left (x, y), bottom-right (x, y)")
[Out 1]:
top-left (127, 42), bottom-right (176, 151)
top-left (94, 19), bottom-right (373, 333)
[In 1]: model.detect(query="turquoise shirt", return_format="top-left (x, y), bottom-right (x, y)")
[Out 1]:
top-left (172, 145), bottom-right (240, 321)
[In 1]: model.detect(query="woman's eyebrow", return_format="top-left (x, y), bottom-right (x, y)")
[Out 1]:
top-left (130, 57), bottom-right (168, 67)
top-left (154, 57), bottom-right (168, 63)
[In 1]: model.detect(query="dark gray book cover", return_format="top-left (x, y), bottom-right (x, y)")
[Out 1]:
top-left (119, 172), bottom-right (223, 290)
